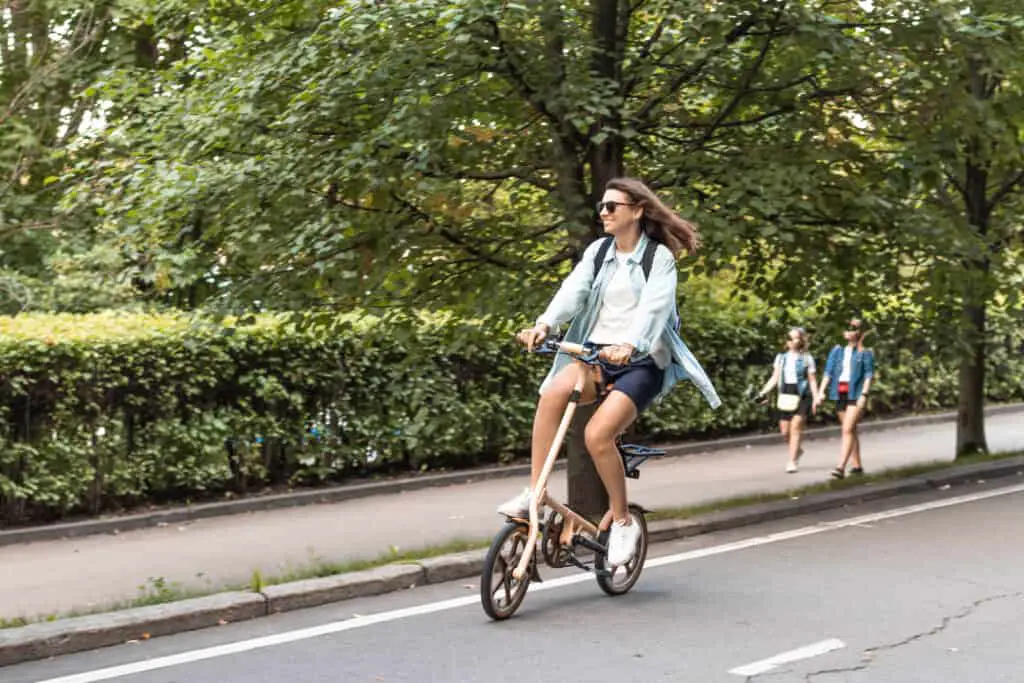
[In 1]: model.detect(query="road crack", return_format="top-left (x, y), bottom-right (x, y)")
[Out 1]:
top-left (803, 592), bottom-right (1023, 682)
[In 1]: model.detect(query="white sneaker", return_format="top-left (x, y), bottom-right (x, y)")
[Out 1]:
top-left (496, 488), bottom-right (532, 518)
top-left (606, 519), bottom-right (641, 567)
top-left (786, 461), bottom-right (798, 473)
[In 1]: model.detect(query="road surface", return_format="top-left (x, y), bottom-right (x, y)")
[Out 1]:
top-left (5, 476), bottom-right (1023, 682)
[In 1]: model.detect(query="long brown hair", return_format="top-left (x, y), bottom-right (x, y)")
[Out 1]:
top-left (787, 327), bottom-right (809, 353)
top-left (605, 177), bottom-right (700, 257)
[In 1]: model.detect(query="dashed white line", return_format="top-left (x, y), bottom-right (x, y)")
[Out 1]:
top-left (729, 638), bottom-right (847, 676)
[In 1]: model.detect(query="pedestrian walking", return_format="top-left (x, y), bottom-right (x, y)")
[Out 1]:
top-left (753, 327), bottom-right (820, 472)
top-left (818, 318), bottom-right (875, 479)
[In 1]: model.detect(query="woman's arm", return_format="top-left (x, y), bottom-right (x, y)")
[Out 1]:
top-left (806, 355), bottom-right (821, 404)
top-left (857, 350), bottom-right (875, 408)
top-left (808, 369), bottom-right (820, 413)
top-left (535, 240), bottom-right (603, 332)
top-left (757, 362), bottom-right (782, 400)
top-left (818, 348), bottom-right (837, 399)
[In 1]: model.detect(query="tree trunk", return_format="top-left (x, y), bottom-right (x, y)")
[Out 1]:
top-left (956, 297), bottom-right (987, 456)
top-left (565, 0), bottom-right (630, 514)
top-left (566, 402), bottom-right (607, 521)
top-left (955, 123), bottom-right (991, 457)
top-left (585, 0), bottom-right (626, 236)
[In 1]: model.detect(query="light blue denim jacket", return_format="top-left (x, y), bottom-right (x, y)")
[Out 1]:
top-left (535, 233), bottom-right (722, 409)
top-left (823, 345), bottom-right (875, 400)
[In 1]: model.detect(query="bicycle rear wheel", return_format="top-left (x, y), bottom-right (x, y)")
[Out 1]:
top-left (480, 521), bottom-right (532, 619)
top-left (595, 505), bottom-right (648, 596)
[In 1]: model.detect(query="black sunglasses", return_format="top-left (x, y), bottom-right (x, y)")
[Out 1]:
top-left (596, 200), bottom-right (636, 215)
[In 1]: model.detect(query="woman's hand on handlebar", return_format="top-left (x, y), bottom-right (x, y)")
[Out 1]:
top-left (599, 343), bottom-right (634, 366)
top-left (516, 323), bottom-right (549, 352)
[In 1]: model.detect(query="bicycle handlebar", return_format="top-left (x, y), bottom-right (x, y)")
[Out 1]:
top-left (532, 338), bottom-right (603, 365)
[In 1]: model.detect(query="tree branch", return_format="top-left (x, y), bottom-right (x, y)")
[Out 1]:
top-left (987, 168), bottom-right (1024, 211)
top-left (441, 166), bottom-right (554, 191)
top-left (0, 219), bottom-right (58, 239)
top-left (478, 18), bottom-right (563, 133)
top-left (391, 193), bottom-right (514, 268)
top-left (632, 12), bottom-right (761, 129)
top-left (660, 106), bottom-right (794, 130)
top-left (944, 170), bottom-right (967, 202)
top-left (691, 13), bottom-right (780, 148)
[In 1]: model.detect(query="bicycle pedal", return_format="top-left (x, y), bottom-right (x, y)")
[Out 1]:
top-left (565, 554), bottom-right (593, 573)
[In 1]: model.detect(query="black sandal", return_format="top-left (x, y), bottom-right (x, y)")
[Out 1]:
top-left (830, 467), bottom-right (845, 480)
top-left (849, 467), bottom-right (864, 476)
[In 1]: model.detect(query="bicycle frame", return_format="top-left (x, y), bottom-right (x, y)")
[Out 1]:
top-left (512, 341), bottom-right (614, 581)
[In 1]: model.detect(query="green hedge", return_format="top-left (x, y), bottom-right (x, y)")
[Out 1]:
top-left (1, 292), bottom-right (1022, 525)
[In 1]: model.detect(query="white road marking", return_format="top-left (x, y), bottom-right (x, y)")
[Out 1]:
top-left (34, 482), bottom-right (1024, 683)
top-left (729, 638), bottom-right (846, 676)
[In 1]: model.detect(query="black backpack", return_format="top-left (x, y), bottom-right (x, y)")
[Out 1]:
top-left (592, 236), bottom-right (658, 281)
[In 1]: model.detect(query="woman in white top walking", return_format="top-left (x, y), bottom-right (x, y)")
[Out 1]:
top-left (497, 177), bottom-right (721, 568)
top-left (754, 327), bottom-right (820, 472)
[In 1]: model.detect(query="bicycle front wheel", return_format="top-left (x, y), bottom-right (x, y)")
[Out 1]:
top-left (480, 521), bottom-right (532, 620)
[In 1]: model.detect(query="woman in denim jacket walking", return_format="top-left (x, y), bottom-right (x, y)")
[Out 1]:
top-left (497, 177), bottom-right (721, 568)
top-left (818, 318), bottom-right (875, 479)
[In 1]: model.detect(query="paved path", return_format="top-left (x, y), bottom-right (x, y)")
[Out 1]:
top-left (2, 411), bottom-right (1023, 619)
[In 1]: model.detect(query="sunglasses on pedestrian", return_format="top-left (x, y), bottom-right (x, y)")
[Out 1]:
top-left (596, 200), bottom-right (636, 215)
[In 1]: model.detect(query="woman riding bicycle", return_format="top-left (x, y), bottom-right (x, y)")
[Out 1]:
top-left (497, 177), bottom-right (721, 567)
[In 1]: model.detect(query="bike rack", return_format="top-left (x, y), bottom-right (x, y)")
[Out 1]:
top-left (619, 443), bottom-right (666, 479)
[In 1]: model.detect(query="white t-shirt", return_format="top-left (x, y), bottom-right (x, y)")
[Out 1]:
top-left (775, 351), bottom-right (815, 385)
top-left (839, 346), bottom-right (853, 382)
top-left (588, 250), bottom-right (669, 367)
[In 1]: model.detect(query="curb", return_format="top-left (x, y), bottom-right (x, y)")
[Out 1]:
top-left (0, 592), bottom-right (266, 668)
top-left (2, 402), bottom-right (1021, 548)
top-left (2, 455), bottom-right (1022, 668)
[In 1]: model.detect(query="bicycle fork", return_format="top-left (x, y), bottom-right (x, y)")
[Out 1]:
top-left (512, 363), bottom-right (588, 581)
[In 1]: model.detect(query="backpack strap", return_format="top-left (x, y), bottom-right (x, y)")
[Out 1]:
top-left (592, 236), bottom-right (614, 281)
top-left (592, 235), bottom-right (659, 281)
top-left (641, 238), bottom-right (658, 280)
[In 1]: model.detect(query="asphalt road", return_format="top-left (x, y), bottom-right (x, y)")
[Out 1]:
top-left (6, 477), bottom-right (1023, 683)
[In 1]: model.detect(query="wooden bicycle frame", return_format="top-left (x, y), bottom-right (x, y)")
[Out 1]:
top-left (512, 342), bottom-right (615, 581)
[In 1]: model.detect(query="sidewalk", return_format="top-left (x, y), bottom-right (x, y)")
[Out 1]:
top-left (3, 410), bottom-right (1024, 620)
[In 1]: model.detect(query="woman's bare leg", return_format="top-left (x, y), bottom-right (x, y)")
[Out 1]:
top-left (529, 363), bottom-right (597, 486)
top-left (779, 419), bottom-right (792, 464)
top-left (583, 391), bottom-right (639, 522)
top-left (850, 426), bottom-right (863, 470)
top-left (789, 415), bottom-right (806, 465)
top-left (838, 405), bottom-right (863, 470)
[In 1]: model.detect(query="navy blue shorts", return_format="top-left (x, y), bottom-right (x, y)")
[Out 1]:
top-left (596, 356), bottom-right (665, 413)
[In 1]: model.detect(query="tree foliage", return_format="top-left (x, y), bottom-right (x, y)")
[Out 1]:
top-left (72, 0), bottom-right (907, 319)
top-left (6, 0), bottom-right (1024, 461)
